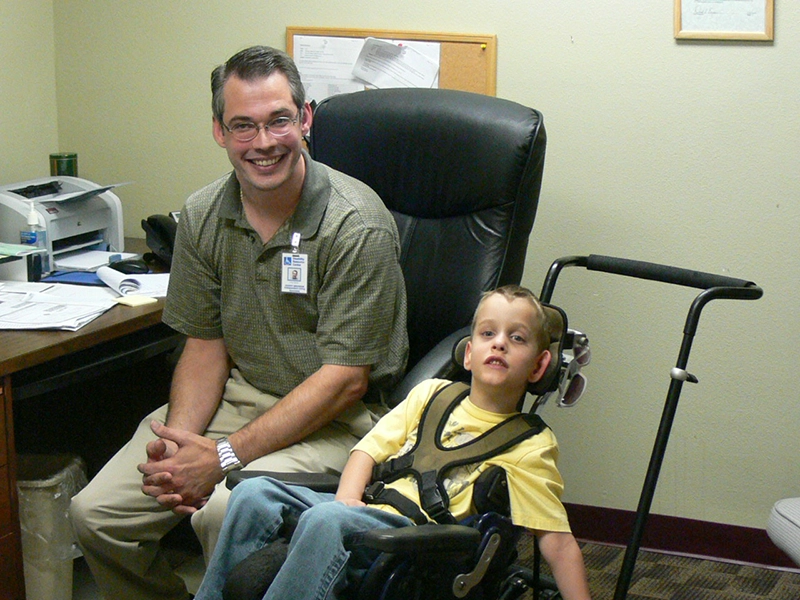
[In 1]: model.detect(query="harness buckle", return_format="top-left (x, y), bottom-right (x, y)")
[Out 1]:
top-left (364, 481), bottom-right (385, 502)
top-left (421, 483), bottom-right (455, 524)
top-left (425, 502), bottom-right (453, 523)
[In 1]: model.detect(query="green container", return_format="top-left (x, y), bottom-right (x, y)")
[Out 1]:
top-left (49, 153), bottom-right (78, 177)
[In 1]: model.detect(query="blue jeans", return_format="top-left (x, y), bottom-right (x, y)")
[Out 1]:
top-left (194, 477), bottom-right (414, 600)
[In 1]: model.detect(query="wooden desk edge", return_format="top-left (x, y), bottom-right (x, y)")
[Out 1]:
top-left (0, 300), bottom-right (167, 377)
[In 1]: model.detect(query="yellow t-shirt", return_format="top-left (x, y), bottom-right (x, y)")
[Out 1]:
top-left (353, 379), bottom-right (571, 533)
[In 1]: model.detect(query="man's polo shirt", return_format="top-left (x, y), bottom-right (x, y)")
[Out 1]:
top-left (163, 152), bottom-right (408, 401)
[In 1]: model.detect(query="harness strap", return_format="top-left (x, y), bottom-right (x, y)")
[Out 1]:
top-left (365, 382), bottom-right (547, 524)
top-left (364, 481), bottom-right (429, 525)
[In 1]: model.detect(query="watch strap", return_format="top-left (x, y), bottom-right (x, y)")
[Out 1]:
top-left (216, 437), bottom-right (243, 474)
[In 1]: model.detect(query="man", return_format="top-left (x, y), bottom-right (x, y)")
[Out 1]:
top-left (70, 46), bottom-right (408, 600)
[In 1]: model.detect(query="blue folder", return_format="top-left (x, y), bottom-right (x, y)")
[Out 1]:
top-left (41, 271), bottom-right (105, 286)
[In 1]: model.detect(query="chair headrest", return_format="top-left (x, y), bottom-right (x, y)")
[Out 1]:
top-left (452, 303), bottom-right (568, 404)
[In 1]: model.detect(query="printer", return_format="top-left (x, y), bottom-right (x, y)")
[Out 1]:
top-left (0, 176), bottom-right (124, 275)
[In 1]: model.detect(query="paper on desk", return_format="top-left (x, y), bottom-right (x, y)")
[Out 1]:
top-left (0, 242), bottom-right (44, 258)
top-left (352, 38), bottom-right (439, 89)
top-left (0, 281), bottom-right (116, 331)
top-left (54, 250), bottom-right (137, 272)
top-left (96, 266), bottom-right (169, 298)
top-left (40, 282), bottom-right (118, 301)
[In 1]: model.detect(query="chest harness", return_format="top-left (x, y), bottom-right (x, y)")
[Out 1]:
top-left (363, 382), bottom-right (548, 525)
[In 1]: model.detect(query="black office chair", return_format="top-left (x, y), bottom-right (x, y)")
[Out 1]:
top-left (308, 87), bottom-right (546, 399)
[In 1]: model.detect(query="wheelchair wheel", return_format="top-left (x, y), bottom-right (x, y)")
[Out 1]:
top-left (357, 553), bottom-right (419, 600)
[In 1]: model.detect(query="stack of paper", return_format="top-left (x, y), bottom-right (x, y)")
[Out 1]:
top-left (96, 266), bottom-right (170, 298)
top-left (0, 281), bottom-right (117, 331)
top-left (54, 250), bottom-right (137, 272)
top-left (0, 242), bottom-right (42, 258)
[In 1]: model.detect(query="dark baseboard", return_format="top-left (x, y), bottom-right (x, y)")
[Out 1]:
top-left (564, 502), bottom-right (797, 570)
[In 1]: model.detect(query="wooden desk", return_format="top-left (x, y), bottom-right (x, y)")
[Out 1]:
top-left (0, 261), bottom-right (182, 599)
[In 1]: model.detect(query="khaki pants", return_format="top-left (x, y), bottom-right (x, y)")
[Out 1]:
top-left (70, 370), bottom-right (372, 600)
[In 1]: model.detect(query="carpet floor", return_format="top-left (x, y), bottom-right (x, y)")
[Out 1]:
top-left (517, 538), bottom-right (800, 600)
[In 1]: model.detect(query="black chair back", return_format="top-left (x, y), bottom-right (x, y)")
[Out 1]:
top-left (309, 88), bottom-right (546, 374)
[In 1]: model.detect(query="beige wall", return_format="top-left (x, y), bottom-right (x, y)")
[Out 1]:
top-left (1, 0), bottom-right (58, 181)
top-left (5, 1), bottom-right (799, 530)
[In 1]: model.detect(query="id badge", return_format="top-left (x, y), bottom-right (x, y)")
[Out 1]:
top-left (282, 252), bottom-right (308, 294)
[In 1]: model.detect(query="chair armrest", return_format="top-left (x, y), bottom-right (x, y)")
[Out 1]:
top-left (346, 524), bottom-right (481, 554)
top-left (225, 470), bottom-right (340, 493)
top-left (388, 326), bottom-right (471, 407)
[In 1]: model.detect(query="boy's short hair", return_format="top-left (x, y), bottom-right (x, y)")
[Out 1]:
top-left (471, 285), bottom-right (550, 353)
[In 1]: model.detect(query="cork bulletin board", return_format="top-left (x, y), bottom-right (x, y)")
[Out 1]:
top-left (286, 27), bottom-right (497, 97)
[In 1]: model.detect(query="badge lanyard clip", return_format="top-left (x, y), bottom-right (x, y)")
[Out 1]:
top-left (282, 232), bottom-right (308, 294)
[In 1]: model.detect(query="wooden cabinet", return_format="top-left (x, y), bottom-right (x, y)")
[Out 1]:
top-left (0, 377), bottom-right (25, 600)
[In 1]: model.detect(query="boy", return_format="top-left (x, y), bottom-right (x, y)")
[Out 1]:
top-left (195, 285), bottom-right (592, 600)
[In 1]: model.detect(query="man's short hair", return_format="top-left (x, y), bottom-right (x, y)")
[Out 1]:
top-left (471, 285), bottom-right (550, 353)
top-left (211, 46), bottom-right (305, 124)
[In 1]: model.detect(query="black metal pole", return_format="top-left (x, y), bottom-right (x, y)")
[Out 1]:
top-left (613, 334), bottom-right (694, 599)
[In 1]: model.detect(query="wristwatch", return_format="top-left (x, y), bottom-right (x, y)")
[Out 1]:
top-left (216, 437), bottom-right (243, 474)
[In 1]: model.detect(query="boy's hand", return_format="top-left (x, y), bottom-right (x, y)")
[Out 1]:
top-left (335, 449), bottom-right (376, 505)
top-left (336, 497), bottom-right (367, 508)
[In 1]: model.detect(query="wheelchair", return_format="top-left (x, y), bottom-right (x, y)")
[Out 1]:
top-left (223, 300), bottom-right (590, 600)
top-left (223, 253), bottom-right (761, 600)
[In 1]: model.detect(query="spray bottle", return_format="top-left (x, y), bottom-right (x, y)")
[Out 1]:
top-left (19, 201), bottom-right (50, 273)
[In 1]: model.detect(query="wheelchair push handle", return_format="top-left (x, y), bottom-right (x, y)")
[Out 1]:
top-left (541, 254), bottom-right (763, 305)
top-left (586, 254), bottom-right (758, 292)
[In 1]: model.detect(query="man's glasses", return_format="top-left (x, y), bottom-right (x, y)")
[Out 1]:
top-left (222, 115), bottom-right (300, 142)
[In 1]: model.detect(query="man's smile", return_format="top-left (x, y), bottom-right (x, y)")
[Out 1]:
top-left (249, 155), bottom-right (282, 168)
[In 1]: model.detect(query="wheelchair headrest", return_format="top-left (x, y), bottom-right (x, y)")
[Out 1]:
top-left (452, 303), bottom-right (568, 402)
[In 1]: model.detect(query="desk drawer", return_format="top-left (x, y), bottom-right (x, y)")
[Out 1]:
top-left (11, 324), bottom-right (183, 401)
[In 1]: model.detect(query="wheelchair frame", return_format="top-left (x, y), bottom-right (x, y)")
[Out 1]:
top-left (538, 254), bottom-right (762, 599)
top-left (223, 253), bottom-right (762, 600)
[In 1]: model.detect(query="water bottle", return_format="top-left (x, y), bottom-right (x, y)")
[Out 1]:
top-left (20, 202), bottom-right (51, 273)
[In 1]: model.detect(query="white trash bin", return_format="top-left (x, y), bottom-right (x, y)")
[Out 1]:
top-left (17, 454), bottom-right (88, 600)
